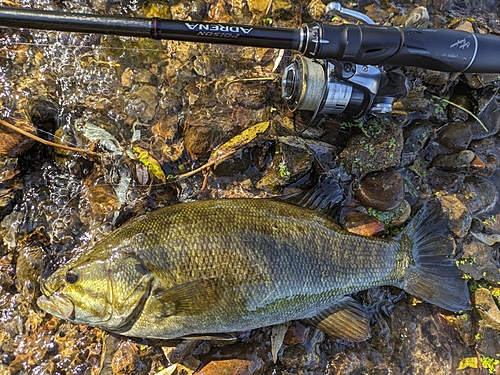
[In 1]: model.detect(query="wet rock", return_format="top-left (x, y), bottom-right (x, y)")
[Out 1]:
top-left (125, 85), bottom-right (159, 122)
top-left (426, 169), bottom-right (460, 190)
top-left (225, 82), bottom-right (269, 109)
top-left (214, 148), bottom-right (253, 176)
top-left (367, 199), bottom-right (412, 228)
top-left (440, 195), bottom-right (472, 237)
top-left (184, 125), bottom-right (216, 159)
top-left (447, 94), bottom-right (473, 123)
top-left (421, 71), bottom-right (452, 88)
top-left (111, 341), bottom-right (144, 375)
top-left (162, 340), bottom-right (201, 364)
top-left (463, 73), bottom-right (500, 89)
top-left (401, 6), bottom-right (429, 28)
top-left (430, 150), bottom-right (476, 172)
top-left (280, 328), bottom-right (325, 372)
top-left (121, 67), bottom-right (134, 88)
top-left (474, 288), bottom-right (500, 332)
top-left (134, 68), bottom-right (156, 85)
top-left (307, 0), bottom-right (326, 20)
top-left (197, 358), bottom-right (261, 375)
top-left (25, 96), bottom-right (61, 138)
top-left (338, 123), bottom-right (403, 175)
top-left (438, 122), bottom-right (472, 150)
top-left (80, 179), bottom-right (121, 224)
top-left (342, 210), bottom-right (385, 236)
top-left (470, 88), bottom-right (500, 140)
top-left (256, 136), bottom-right (313, 193)
top-left (457, 176), bottom-right (497, 214)
top-left (399, 93), bottom-right (430, 112)
top-left (0, 158), bottom-right (21, 220)
top-left (402, 119), bottom-right (433, 166)
top-left (457, 240), bottom-right (500, 283)
top-left (356, 170), bottom-right (404, 211)
top-left (284, 321), bottom-right (309, 346)
top-left (0, 117), bottom-right (37, 157)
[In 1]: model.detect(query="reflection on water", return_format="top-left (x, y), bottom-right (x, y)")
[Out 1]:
top-left (0, 0), bottom-right (499, 373)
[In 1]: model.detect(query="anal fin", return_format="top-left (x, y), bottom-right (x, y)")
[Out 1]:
top-left (303, 296), bottom-right (371, 342)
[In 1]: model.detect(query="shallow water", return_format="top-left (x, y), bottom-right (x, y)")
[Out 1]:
top-left (0, 0), bottom-right (499, 374)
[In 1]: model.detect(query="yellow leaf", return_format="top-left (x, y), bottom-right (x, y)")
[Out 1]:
top-left (208, 121), bottom-right (270, 165)
top-left (457, 357), bottom-right (479, 370)
top-left (133, 146), bottom-right (166, 183)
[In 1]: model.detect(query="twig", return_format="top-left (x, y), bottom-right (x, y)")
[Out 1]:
top-left (432, 95), bottom-right (488, 132)
top-left (168, 149), bottom-right (238, 181)
top-left (0, 118), bottom-right (98, 156)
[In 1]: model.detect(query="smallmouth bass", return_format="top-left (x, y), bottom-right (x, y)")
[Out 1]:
top-left (37, 199), bottom-right (470, 341)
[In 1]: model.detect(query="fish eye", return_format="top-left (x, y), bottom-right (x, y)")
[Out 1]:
top-left (65, 270), bottom-right (79, 284)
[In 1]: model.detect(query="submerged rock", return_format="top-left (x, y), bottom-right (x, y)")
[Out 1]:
top-left (356, 170), bottom-right (404, 211)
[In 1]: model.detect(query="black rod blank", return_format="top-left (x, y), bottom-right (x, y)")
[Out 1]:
top-left (0, 7), bottom-right (301, 50)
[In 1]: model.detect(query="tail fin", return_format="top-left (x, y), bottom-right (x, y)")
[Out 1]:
top-left (399, 203), bottom-right (470, 312)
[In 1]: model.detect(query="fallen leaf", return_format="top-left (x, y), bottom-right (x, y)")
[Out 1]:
top-left (208, 121), bottom-right (270, 165)
top-left (133, 146), bottom-right (166, 183)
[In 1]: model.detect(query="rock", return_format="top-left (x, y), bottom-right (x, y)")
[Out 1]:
top-left (125, 85), bottom-right (159, 122)
top-left (366, 199), bottom-right (412, 228)
top-left (426, 169), bottom-right (460, 190)
top-left (356, 170), bottom-right (404, 211)
top-left (338, 123), bottom-right (403, 175)
top-left (438, 122), bottom-right (472, 150)
top-left (197, 358), bottom-right (258, 375)
top-left (342, 210), bottom-right (385, 236)
top-left (430, 150), bottom-right (476, 172)
top-left (401, 6), bottom-right (429, 28)
top-left (475, 288), bottom-right (500, 331)
top-left (470, 89), bottom-right (500, 140)
top-left (440, 195), bottom-right (472, 237)
top-left (256, 136), bottom-right (313, 193)
top-left (402, 120), bottom-right (433, 166)
top-left (284, 321), bottom-right (309, 346)
top-left (457, 176), bottom-right (497, 214)
top-left (0, 117), bottom-right (37, 157)
top-left (225, 82), bottom-right (269, 109)
top-left (280, 328), bottom-right (325, 371)
top-left (457, 240), bottom-right (500, 283)
top-left (447, 94), bottom-right (472, 122)
top-left (25, 96), bottom-right (61, 138)
top-left (183, 125), bottom-right (216, 159)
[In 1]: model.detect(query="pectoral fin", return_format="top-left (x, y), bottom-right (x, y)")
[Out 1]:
top-left (152, 277), bottom-right (220, 316)
top-left (303, 296), bottom-right (371, 342)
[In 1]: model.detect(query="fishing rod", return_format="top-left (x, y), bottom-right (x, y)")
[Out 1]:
top-left (0, 3), bottom-right (500, 118)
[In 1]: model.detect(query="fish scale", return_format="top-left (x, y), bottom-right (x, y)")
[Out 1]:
top-left (38, 198), bottom-right (470, 341)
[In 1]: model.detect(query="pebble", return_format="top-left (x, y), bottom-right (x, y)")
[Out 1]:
top-left (256, 136), bottom-right (313, 193)
top-left (470, 89), bottom-right (500, 140)
top-left (401, 120), bottom-right (432, 166)
top-left (0, 118), bottom-right (37, 157)
top-left (356, 170), bottom-right (404, 211)
top-left (458, 176), bottom-right (497, 214)
top-left (184, 125), bottom-right (216, 159)
top-left (427, 169), bottom-right (460, 190)
top-left (438, 122), bottom-right (472, 150)
top-left (474, 288), bottom-right (500, 331)
top-left (440, 195), bottom-right (472, 237)
top-left (337, 124), bottom-right (403, 176)
top-left (457, 240), bottom-right (500, 284)
top-left (431, 150), bottom-right (476, 172)
top-left (342, 210), bottom-right (385, 236)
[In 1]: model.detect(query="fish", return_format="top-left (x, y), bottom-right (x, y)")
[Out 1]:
top-left (37, 198), bottom-right (470, 341)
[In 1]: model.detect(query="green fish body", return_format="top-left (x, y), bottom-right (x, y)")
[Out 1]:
top-left (38, 199), bottom-right (470, 341)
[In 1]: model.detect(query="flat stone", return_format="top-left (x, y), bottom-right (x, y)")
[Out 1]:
top-left (356, 170), bottom-right (404, 211)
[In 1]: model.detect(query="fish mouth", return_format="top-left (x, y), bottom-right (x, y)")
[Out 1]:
top-left (37, 293), bottom-right (75, 320)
